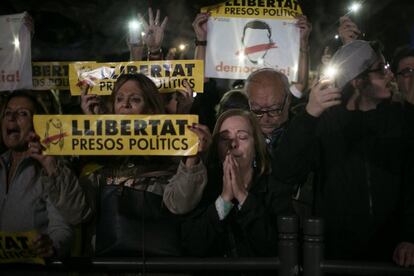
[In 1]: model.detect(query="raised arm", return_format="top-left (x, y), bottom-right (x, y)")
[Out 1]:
top-left (27, 132), bottom-right (92, 225)
top-left (139, 7), bottom-right (168, 60)
top-left (338, 16), bottom-right (361, 45)
top-left (163, 123), bottom-right (211, 215)
top-left (292, 15), bottom-right (312, 97)
top-left (192, 13), bottom-right (209, 82)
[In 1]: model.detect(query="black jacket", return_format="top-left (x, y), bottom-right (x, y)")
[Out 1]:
top-left (182, 169), bottom-right (292, 258)
top-left (273, 102), bottom-right (414, 261)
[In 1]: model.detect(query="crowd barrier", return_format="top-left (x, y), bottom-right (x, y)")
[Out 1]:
top-left (2, 216), bottom-right (414, 275)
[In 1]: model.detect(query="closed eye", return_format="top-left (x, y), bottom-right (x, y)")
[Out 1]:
top-left (130, 97), bottom-right (143, 103)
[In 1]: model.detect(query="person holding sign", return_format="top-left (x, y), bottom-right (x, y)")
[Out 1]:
top-left (182, 109), bottom-right (292, 258)
top-left (191, 12), bottom-right (311, 132)
top-left (80, 73), bottom-right (210, 257)
top-left (0, 91), bottom-right (88, 258)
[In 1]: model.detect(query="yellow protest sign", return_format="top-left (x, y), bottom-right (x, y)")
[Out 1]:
top-left (201, 0), bottom-right (302, 19)
top-left (33, 114), bottom-right (199, 156)
top-left (32, 61), bottom-right (95, 91)
top-left (0, 230), bottom-right (44, 265)
top-left (32, 62), bottom-right (70, 90)
top-left (68, 60), bottom-right (204, 96)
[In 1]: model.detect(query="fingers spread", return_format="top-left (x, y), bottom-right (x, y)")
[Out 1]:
top-left (160, 16), bottom-right (168, 29)
top-left (138, 13), bottom-right (149, 29)
top-left (154, 9), bottom-right (160, 25)
top-left (148, 7), bottom-right (154, 26)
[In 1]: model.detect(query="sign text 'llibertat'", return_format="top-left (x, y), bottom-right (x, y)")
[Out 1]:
top-left (71, 119), bottom-right (189, 151)
top-left (68, 60), bottom-right (204, 95)
top-left (112, 63), bottom-right (195, 78)
top-left (224, 0), bottom-right (300, 10)
top-left (33, 115), bottom-right (199, 156)
top-left (0, 231), bottom-right (43, 264)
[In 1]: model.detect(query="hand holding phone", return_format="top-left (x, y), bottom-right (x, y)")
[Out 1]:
top-left (128, 20), bottom-right (141, 45)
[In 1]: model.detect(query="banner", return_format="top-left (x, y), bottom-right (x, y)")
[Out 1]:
top-left (32, 62), bottom-right (70, 90)
top-left (0, 230), bottom-right (44, 265)
top-left (33, 114), bottom-right (199, 156)
top-left (0, 12), bottom-right (32, 91)
top-left (202, 0), bottom-right (302, 81)
top-left (68, 60), bottom-right (204, 95)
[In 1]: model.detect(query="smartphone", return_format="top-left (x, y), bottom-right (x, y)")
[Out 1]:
top-left (128, 20), bottom-right (141, 44)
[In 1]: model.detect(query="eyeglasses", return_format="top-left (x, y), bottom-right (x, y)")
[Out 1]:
top-left (250, 93), bottom-right (288, 119)
top-left (397, 67), bottom-right (414, 78)
top-left (2, 108), bottom-right (32, 120)
top-left (365, 63), bottom-right (391, 77)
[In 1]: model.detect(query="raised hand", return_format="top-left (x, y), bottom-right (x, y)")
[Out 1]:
top-left (139, 7), bottom-right (168, 52)
top-left (338, 16), bottom-right (361, 45)
top-left (306, 79), bottom-right (342, 117)
top-left (192, 13), bottom-right (209, 41)
top-left (176, 80), bottom-right (194, 114)
top-left (80, 84), bottom-right (105, 114)
top-left (296, 15), bottom-right (312, 48)
top-left (26, 132), bottom-right (58, 177)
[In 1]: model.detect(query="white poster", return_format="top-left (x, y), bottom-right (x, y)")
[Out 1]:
top-left (0, 12), bottom-right (32, 91)
top-left (202, 1), bottom-right (302, 81)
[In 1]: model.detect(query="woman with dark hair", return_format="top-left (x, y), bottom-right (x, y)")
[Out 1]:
top-left (81, 73), bottom-right (164, 115)
top-left (182, 109), bottom-right (292, 258)
top-left (80, 73), bottom-right (209, 257)
top-left (0, 90), bottom-right (91, 258)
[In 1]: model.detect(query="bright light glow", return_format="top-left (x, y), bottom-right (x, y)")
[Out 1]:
top-left (192, 92), bottom-right (197, 98)
top-left (335, 34), bottom-right (339, 40)
top-left (13, 36), bottom-right (20, 49)
top-left (179, 44), bottom-right (186, 51)
top-left (349, 2), bottom-right (361, 13)
top-left (292, 64), bottom-right (298, 75)
top-left (128, 20), bottom-right (141, 30)
top-left (141, 32), bottom-right (146, 37)
top-left (238, 52), bottom-right (245, 62)
top-left (257, 58), bottom-right (264, 65)
top-left (323, 66), bottom-right (338, 79)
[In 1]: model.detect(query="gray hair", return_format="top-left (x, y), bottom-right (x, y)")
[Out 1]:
top-left (245, 68), bottom-right (290, 97)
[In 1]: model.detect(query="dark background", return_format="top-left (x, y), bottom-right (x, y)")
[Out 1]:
top-left (1, 0), bottom-right (413, 68)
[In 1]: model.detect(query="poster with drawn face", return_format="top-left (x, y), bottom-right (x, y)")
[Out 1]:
top-left (203, 1), bottom-right (301, 81)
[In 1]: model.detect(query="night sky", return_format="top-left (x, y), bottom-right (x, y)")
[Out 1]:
top-left (1, 0), bottom-right (413, 68)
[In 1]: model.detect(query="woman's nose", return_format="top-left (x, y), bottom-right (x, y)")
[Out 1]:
top-left (229, 138), bottom-right (239, 149)
top-left (121, 99), bottom-right (131, 108)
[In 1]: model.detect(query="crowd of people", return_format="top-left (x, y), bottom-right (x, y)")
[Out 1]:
top-left (1, 5), bottom-right (414, 272)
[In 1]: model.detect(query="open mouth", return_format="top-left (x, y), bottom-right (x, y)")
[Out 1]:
top-left (6, 127), bottom-right (21, 136)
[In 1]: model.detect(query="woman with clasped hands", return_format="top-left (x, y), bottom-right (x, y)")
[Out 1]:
top-left (181, 109), bottom-right (292, 258)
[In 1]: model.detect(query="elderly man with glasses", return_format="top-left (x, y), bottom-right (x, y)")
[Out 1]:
top-left (245, 68), bottom-right (291, 152)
